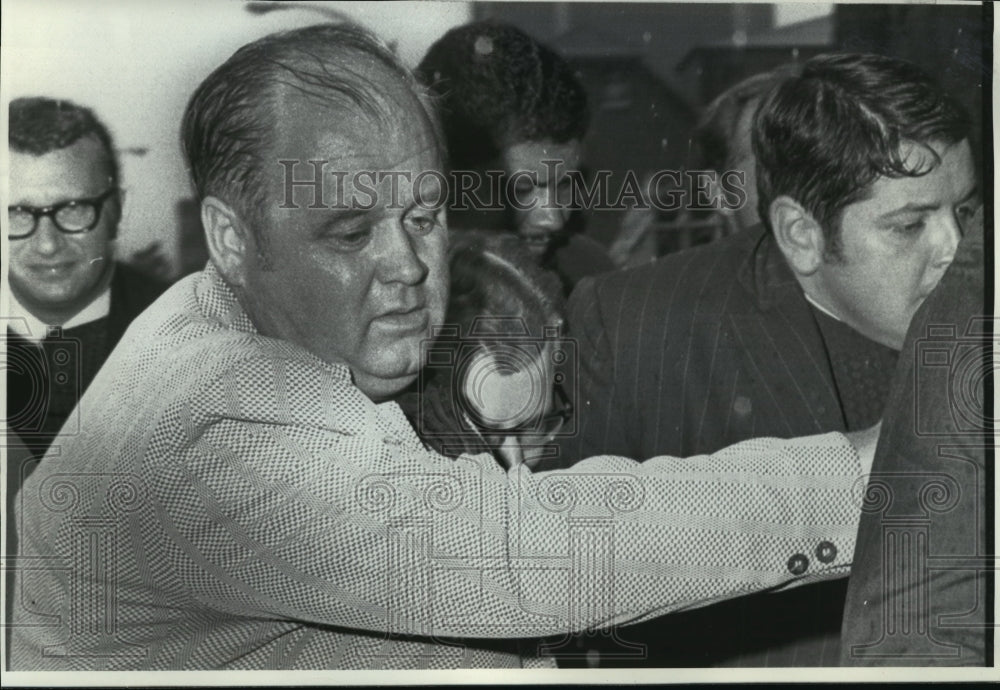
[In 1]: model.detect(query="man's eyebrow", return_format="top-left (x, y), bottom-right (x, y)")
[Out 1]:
top-left (411, 183), bottom-right (444, 208)
top-left (877, 202), bottom-right (940, 220)
top-left (877, 185), bottom-right (981, 221)
top-left (326, 207), bottom-right (370, 219)
top-left (309, 207), bottom-right (370, 233)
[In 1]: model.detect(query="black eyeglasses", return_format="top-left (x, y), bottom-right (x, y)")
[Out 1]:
top-left (8, 188), bottom-right (119, 239)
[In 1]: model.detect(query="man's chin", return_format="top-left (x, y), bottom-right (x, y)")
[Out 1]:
top-left (11, 282), bottom-right (90, 318)
top-left (518, 241), bottom-right (550, 259)
top-left (352, 364), bottom-right (421, 403)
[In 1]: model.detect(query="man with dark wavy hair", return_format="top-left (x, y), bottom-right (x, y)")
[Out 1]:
top-left (560, 52), bottom-right (980, 666)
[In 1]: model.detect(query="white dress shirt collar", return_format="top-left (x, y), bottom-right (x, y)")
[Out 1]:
top-left (803, 291), bottom-right (844, 323)
top-left (7, 286), bottom-right (112, 342)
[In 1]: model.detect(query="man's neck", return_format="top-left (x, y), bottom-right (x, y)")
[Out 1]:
top-left (795, 273), bottom-right (901, 352)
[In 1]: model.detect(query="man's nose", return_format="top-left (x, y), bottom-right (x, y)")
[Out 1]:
top-left (31, 217), bottom-right (68, 256)
top-left (932, 213), bottom-right (963, 266)
top-left (378, 222), bottom-right (430, 285)
top-left (527, 193), bottom-right (567, 232)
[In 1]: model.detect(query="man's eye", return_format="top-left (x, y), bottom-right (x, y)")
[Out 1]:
top-left (334, 228), bottom-right (372, 248)
top-left (405, 214), bottom-right (439, 235)
top-left (894, 220), bottom-right (925, 235)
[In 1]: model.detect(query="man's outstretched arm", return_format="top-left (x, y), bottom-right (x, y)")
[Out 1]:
top-left (152, 355), bottom-right (877, 639)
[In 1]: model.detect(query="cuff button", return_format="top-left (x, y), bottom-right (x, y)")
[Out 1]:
top-left (787, 553), bottom-right (809, 575)
top-left (816, 541), bottom-right (837, 563)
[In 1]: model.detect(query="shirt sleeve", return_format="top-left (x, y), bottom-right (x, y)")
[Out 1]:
top-left (151, 354), bottom-right (863, 640)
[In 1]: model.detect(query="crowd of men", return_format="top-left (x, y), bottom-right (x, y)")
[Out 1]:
top-left (3, 18), bottom-right (990, 672)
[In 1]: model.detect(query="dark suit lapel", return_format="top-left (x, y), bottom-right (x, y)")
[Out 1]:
top-left (728, 231), bottom-right (845, 434)
top-left (106, 263), bottom-right (133, 345)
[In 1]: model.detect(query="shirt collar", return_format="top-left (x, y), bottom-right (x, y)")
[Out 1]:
top-left (802, 291), bottom-right (844, 323)
top-left (736, 227), bottom-right (846, 324)
top-left (7, 284), bottom-right (112, 342)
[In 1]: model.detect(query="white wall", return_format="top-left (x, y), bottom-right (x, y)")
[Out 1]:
top-left (773, 3), bottom-right (833, 28)
top-left (2, 0), bottom-right (472, 273)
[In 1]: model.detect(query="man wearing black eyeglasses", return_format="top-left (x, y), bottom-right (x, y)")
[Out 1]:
top-left (5, 97), bottom-right (167, 459)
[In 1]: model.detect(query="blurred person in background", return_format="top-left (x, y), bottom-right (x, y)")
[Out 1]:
top-left (418, 21), bottom-right (614, 296)
top-left (689, 63), bottom-right (801, 236)
top-left (6, 98), bottom-right (168, 458)
top-left (607, 65), bottom-right (799, 269)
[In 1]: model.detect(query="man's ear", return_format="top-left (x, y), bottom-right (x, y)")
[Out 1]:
top-left (202, 196), bottom-right (252, 286)
top-left (768, 195), bottom-right (825, 276)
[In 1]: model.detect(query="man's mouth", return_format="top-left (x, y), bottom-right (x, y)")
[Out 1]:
top-left (375, 305), bottom-right (428, 331)
top-left (28, 261), bottom-right (76, 278)
top-left (520, 233), bottom-right (552, 252)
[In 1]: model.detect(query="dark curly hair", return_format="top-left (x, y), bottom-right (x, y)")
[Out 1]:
top-left (417, 21), bottom-right (589, 171)
top-left (9, 97), bottom-right (119, 186)
top-left (754, 52), bottom-right (971, 251)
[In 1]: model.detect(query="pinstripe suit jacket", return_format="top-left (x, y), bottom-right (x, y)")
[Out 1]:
top-left (560, 226), bottom-right (846, 465)
top-left (557, 227), bottom-right (854, 667)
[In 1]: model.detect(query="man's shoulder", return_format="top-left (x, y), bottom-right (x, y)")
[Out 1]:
top-left (105, 269), bottom-right (253, 380)
top-left (117, 269), bottom-right (302, 367)
top-left (555, 233), bottom-right (615, 274)
top-left (574, 228), bottom-right (760, 311)
top-left (92, 268), bottom-right (357, 432)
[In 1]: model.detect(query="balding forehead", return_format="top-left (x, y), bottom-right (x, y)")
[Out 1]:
top-left (270, 81), bottom-right (437, 161)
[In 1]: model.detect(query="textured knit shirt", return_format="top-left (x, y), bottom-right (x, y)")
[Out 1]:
top-left (12, 263), bottom-right (865, 670)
